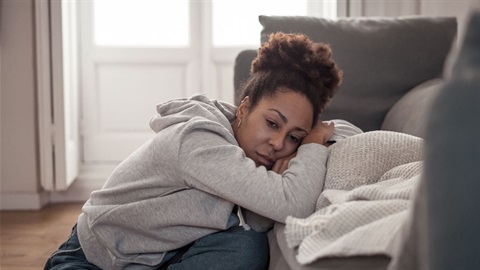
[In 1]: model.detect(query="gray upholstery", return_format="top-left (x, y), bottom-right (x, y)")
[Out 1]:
top-left (233, 50), bottom-right (257, 105)
top-left (425, 11), bottom-right (480, 269)
top-left (234, 16), bottom-right (457, 132)
top-left (389, 10), bottom-right (480, 270)
top-left (381, 78), bottom-right (445, 138)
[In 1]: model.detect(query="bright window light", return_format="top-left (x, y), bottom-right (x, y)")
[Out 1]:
top-left (94, 0), bottom-right (189, 47)
top-left (212, 0), bottom-right (308, 47)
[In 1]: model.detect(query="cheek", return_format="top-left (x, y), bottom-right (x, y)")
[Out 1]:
top-left (253, 125), bottom-right (275, 145)
top-left (239, 122), bottom-right (268, 153)
top-left (244, 118), bottom-right (266, 140)
top-left (236, 129), bottom-right (248, 149)
top-left (237, 124), bottom-right (257, 153)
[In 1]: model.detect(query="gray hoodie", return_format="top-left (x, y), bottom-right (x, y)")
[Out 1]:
top-left (77, 94), bottom-right (328, 269)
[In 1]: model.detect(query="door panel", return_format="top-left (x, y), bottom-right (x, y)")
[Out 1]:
top-left (98, 64), bottom-right (186, 132)
top-left (83, 63), bottom-right (188, 161)
top-left (80, 1), bottom-right (196, 163)
top-left (36, 0), bottom-right (80, 191)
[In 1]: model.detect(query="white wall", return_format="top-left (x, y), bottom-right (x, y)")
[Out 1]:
top-left (420, 0), bottom-right (480, 42)
top-left (0, 0), bottom-right (478, 210)
top-left (0, 0), bottom-right (49, 209)
top-left (360, 0), bottom-right (478, 39)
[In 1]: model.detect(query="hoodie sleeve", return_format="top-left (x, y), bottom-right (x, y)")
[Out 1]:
top-left (178, 125), bottom-right (328, 224)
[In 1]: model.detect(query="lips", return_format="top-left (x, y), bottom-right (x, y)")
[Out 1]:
top-left (256, 152), bottom-right (274, 167)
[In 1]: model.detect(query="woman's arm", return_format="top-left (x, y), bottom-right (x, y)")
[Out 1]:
top-left (179, 127), bottom-right (329, 223)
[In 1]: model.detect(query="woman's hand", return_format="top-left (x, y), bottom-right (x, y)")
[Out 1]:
top-left (271, 152), bottom-right (296, 174)
top-left (272, 121), bottom-right (334, 174)
top-left (301, 120), bottom-right (335, 146)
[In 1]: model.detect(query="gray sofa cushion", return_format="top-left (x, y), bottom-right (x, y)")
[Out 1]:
top-left (381, 78), bottom-right (445, 138)
top-left (259, 15), bottom-right (457, 131)
top-left (234, 50), bottom-right (258, 105)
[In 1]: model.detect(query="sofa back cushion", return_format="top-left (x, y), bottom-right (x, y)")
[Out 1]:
top-left (257, 15), bottom-right (457, 131)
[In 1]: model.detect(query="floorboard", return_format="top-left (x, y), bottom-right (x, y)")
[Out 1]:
top-left (0, 203), bottom-right (83, 270)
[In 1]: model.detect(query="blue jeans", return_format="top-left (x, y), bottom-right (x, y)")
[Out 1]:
top-left (167, 225), bottom-right (269, 270)
top-left (45, 225), bottom-right (269, 269)
top-left (44, 225), bottom-right (102, 270)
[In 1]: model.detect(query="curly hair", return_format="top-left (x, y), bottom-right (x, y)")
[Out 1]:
top-left (239, 32), bottom-right (342, 126)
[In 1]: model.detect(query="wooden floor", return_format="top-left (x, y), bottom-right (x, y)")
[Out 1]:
top-left (0, 203), bottom-right (84, 270)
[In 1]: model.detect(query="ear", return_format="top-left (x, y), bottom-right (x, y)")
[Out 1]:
top-left (236, 96), bottom-right (251, 120)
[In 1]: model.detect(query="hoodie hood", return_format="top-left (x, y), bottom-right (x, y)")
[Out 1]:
top-left (149, 94), bottom-right (237, 134)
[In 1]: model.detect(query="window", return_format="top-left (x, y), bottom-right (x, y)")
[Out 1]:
top-left (93, 0), bottom-right (190, 47)
top-left (92, 0), bottom-right (337, 48)
top-left (212, 0), bottom-right (310, 47)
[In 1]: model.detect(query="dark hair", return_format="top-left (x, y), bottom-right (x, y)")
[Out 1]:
top-left (239, 32), bottom-right (342, 125)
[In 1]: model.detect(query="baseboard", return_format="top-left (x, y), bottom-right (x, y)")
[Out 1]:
top-left (0, 165), bottom-right (113, 209)
top-left (48, 164), bottom-right (114, 203)
top-left (0, 191), bottom-right (50, 210)
top-left (49, 175), bottom-right (106, 203)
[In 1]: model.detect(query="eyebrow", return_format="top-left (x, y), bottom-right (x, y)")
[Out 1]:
top-left (268, 109), bottom-right (308, 134)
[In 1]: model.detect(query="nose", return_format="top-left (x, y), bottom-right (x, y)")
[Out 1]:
top-left (269, 133), bottom-right (284, 151)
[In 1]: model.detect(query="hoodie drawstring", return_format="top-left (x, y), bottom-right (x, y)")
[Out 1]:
top-left (236, 206), bottom-right (251, 231)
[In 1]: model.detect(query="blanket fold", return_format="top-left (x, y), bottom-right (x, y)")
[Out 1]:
top-left (285, 131), bottom-right (423, 265)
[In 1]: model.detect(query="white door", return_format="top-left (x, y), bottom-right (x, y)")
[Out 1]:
top-left (36, 0), bottom-right (80, 191)
top-left (79, 0), bottom-right (201, 163)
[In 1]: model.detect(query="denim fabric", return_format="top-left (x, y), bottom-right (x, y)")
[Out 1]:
top-left (44, 225), bottom-right (102, 270)
top-left (44, 225), bottom-right (178, 270)
top-left (167, 225), bottom-right (269, 270)
top-left (164, 211), bottom-right (269, 269)
top-left (45, 213), bottom-right (268, 270)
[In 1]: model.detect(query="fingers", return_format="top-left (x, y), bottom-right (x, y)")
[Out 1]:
top-left (271, 152), bottom-right (296, 174)
top-left (322, 120), bottom-right (335, 129)
top-left (271, 160), bottom-right (288, 174)
top-left (302, 120), bottom-right (335, 145)
top-left (321, 121), bottom-right (335, 143)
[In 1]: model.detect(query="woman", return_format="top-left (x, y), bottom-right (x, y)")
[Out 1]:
top-left (45, 32), bottom-right (342, 270)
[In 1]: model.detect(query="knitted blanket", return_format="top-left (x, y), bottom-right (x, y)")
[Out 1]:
top-left (285, 131), bottom-right (424, 265)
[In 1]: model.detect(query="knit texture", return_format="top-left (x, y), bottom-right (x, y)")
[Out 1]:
top-left (285, 131), bottom-right (423, 265)
top-left (324, 130), bottom-right (423, 190)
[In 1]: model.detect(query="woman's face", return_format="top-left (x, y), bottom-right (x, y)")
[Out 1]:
top-left (234, 90), bottom-right (314, 169)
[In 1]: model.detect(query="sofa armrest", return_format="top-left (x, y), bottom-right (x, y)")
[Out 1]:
top-left (381, 79), bottom-right (445, 138)
top-left (233, 49), bottom-right (257, 106)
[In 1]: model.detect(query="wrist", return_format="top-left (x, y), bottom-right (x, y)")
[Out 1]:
top-left (301, 135), bottom-right (327, 145)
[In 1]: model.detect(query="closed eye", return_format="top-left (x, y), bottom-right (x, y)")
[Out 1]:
top-left (288, 135), bottom-right (301, 144)
top-left (266, 119), bottom-right (279, 129)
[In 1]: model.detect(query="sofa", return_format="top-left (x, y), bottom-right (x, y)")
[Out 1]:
top-left (233, 13), bottom-right (479, 270)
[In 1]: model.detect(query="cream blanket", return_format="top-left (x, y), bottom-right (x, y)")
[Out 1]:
top-left (285, 131), bottom-right (424, 265)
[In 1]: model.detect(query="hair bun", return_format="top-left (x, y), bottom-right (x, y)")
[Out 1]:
top-left (251, 32), bottom-right (342, 97)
